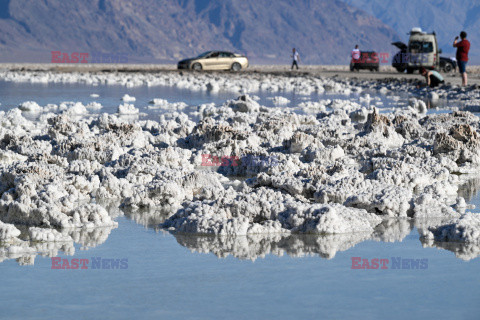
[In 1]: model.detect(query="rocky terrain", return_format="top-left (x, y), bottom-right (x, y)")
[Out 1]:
top-left (1, 69), bottom-right (480, 264)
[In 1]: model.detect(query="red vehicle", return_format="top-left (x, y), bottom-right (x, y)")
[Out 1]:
top-left (350, 51), bottom-right (380, 72)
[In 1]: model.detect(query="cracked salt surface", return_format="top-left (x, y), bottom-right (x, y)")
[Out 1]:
top-left (0, 72), bottom-right (480, 267)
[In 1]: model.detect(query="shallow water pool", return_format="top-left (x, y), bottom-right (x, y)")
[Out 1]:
top-left (2, 214), bottom-right (480, 319)
top-left (0, 80), bottom-right (453, 120)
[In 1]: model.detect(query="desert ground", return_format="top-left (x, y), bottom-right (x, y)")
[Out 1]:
top-left (2, 63), bottom-right (480, 87)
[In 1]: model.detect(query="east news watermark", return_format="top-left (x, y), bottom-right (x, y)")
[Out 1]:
top-left (51, 257), bottom-right (128, 270)
top-left (351, 257), bottom-right (428, 270)
top-left (201, 154), bottom-right (279, 167)
top-left (51, 51), bottom-right (128, 63)
top-left (352, 52), bottom-right (431, 64)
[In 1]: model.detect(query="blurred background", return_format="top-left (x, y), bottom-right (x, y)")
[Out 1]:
top-left (0, 0), bottom-right (477, 64)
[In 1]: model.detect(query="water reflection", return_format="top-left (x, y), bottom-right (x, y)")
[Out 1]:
top-left (415, 216), bottom-right (480, 261)
top-left (0, 225), bottom-right (117, 265)
top-left (171, 218), bottom-right (479, 261)
top-left (372, 218), bottom-right (413, 243)
top-left (171, 219), bottom-right (415, 261)
top-left (421, 238), bottom-right (480, 261)
top-left (3, 174), bottom-right (480, 266)
top-left (173, 232), bottom-right (373, 261)
top-left (123, 207), bottom-right (171, 231)
top-left (458, 177), bottom-right (480, 203)
top-left (2, 215), bottom-right (479, 265)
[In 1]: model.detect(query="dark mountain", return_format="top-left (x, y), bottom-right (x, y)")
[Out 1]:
top-left (342, 0), bottom-right (479, 62)
top-left (0, 0), bottom-right (400, 64)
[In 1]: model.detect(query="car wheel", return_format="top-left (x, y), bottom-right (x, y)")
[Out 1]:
top-left (375, 67), bottom-right (379, 72)
top-left (231, 63), bottom-right (241, 72)
top-left (395, 67), bottom-right (405, 73)
top-left (444, 63), bottom-right (453, 73)
top-left (406, 68), bottom-right (415, 74)
top-left (192, 63), bottom-right (202, 71)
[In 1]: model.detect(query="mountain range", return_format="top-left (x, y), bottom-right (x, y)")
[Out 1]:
top-left (0, 0), bottom-right (476, 64)
top-left (0, 0), bottom-right (399, 64)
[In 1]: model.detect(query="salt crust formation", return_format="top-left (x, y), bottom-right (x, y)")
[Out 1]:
top-left (1, 71), bottom-right (480, 263)
top-left (0, 70), bottom-right (337, 94)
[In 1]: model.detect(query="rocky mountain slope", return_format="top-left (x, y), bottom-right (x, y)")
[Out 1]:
top-left (0, 0), bottom-right (400, 64)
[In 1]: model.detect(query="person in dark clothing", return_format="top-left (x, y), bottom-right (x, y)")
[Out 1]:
top-left (291, 48), bottom-right (300, 70)
top-left (453, 31), bottom-right (470, 86)
top-left (419, 67), bottom-right (445, 88)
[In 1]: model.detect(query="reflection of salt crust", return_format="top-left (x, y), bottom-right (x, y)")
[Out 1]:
top-left (0, 226), bottom-right (116, 265)
top-left (421, 213), bottom-right (480, 244)
top-left (174, 232), bottom-right (374, 261)
top-left (268, 96), bottom-right (290, 105)
top-left (121, 94), bottom-right (136, 102)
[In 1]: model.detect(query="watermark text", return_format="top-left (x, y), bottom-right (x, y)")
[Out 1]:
top-left (351, 257), bottom-right (428, 270)
top-left (51, 51), bottom-right (129, 63)
top-left (51, 257), bottom-right (128, 269)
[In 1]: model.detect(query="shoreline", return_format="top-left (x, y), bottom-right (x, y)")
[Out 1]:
top-left (2, 63), bottom-right (480, 87)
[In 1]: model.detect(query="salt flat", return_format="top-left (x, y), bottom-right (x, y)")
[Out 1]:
top-left (1, 66), bottom-right (480, 264)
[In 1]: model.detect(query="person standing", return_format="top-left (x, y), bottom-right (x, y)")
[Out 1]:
top-left (291, 48), bottom-right (300, 70)
top-left (351, 45), bottom-right (361, 61)
top-left (350, 45), bottom-right (361, 71)
top-left (453, 31), bottom-right (470, 86)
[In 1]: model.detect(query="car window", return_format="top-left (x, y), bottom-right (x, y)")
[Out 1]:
top-left (220, 52), bottom-right (234, 57)
top-left (422, 42), bottom-right (433, 53)
top-left (209, 52), bottom-right (220, 58)
top-left (196, 51), bottom-right (212, 58)
top-left (409, 41), bottom-right (433, 53)
top-left (409, 41), bottom-right (422, 53)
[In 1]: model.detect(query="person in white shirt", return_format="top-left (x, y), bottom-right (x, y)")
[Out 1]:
top-left (291, 48), bottom-right (300, 70)
top-left (351, 45), bottom-right (360, 61)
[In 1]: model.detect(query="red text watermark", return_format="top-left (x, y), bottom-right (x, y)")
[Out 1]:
top-left (51, 51), bottom-right (129, 63)
top-left (351, 52), bottom-right (430, 64)
top-left (201, 155), bottom-right (239, 167)
top-left (351, 257), bottom-right (428, 270)
top-left (201, 154), bottom-right (279, 167)
top-left (51, 257), bottom-right (128, 269)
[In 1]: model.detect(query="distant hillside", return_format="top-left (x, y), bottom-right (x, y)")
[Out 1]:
top-left (342, 0), bottom-right (479, 62)
top-left (0, 0), bottom-right (400, 64)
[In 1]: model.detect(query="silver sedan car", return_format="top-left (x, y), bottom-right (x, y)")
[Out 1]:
top-left (177, 51), bottom-right (249, 71)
